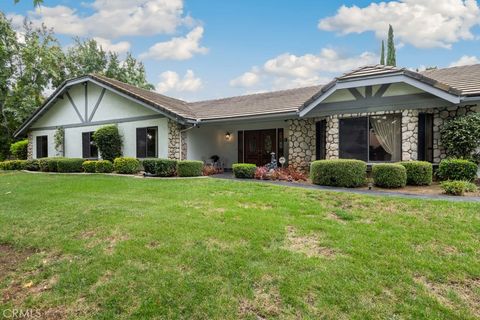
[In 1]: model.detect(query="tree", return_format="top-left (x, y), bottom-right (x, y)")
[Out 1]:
top-left (14, 0), bottom-right (43, 7)
top-left (380, 40), bottom-right (385, 65)
top-left (386, 25), bottom-right (396, 66)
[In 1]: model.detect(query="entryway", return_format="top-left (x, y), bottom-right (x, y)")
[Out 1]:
top-left (238, 129), bottom-right (284, 166)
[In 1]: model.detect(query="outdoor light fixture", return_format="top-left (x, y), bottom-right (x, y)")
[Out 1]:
top-left (225, 132), bottom-right (231, 141)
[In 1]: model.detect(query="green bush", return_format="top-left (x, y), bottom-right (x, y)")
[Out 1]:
top-left (9, 139), bottom-right (28, 160)
top-left (25, 160), bottom-right (39, 171)
top-left (177, 160), bottom-right (203, 177)
top-left (372, 164), bottom-right (407, 188)
top-left (232, 163), bottom-right (257, 179)
top-left (310, 159), bottom-right (366, 188)
top-left (437, 158), bottom-right (478, 181)
top-left (95, 160), bottom-right (114, 173)
top-left (82, 160), bottom-right (97, 173)
top-left (143, 158), bottom-right (177, 177)
top-left (441, 180), bottom-right (478, 196)
top-left (440, 113), bottom-right (480, 162)
top-left (93, 125), bottom-right (123, 162)
top-left (0, 160), bottom-right (27, 170)
top-left (38, 158), bottom-right (61, 172)
top-left (57, 158), bottom-right (84, 173)
top-left (398, 161), bottom-right (433, 186)
top-left (114, 157), bottom-right (140, 174)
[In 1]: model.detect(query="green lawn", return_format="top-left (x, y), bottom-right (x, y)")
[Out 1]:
top-left (0, 172), bottom-right (479, 319)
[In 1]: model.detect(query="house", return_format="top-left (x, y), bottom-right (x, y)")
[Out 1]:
top-left (14, 64), bottom-right (480, 171)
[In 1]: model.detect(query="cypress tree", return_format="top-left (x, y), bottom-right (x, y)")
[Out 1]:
top-left (380, 40), bottom-right (385, 65)
top-left (386, 25), bottom-right (396, 66)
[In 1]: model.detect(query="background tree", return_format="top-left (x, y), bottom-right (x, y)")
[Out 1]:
top-left (380, 40), bottom-right (385, 65)
top-left (14, 0), bottom-right (43, 7)
top-left (386, 25), bottom-right (396, 66)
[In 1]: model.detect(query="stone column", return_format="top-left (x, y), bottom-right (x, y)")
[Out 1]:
top-left (325, 116), bottom-right (339, 159)
top-left (27, 132), bottom-right (33, 160)
top-left (167, 119), bottom-right (181, 160)
top-left (401, 110), bottom-right (419, 161)
top-left (287, 119), bottom-right (316, 172)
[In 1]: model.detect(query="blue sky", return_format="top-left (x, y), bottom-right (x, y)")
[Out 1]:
top-left (3, 0), bottom-right (480, 101)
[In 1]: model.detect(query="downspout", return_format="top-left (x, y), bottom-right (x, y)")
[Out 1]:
top-left (179, 121), bottom-right (199, 160)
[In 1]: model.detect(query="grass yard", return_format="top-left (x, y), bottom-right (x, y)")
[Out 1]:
top-left (0, 172), bottom-right (479, 319)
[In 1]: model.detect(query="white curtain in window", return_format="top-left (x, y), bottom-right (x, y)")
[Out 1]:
top-left (370, 115), bottom-right (401, 161)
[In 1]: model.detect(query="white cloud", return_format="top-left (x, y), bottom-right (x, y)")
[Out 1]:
top-left (139, 27), bottom-right (208, 60)
top-left (449, 55), bottom-right (480, 67)
top-left (93, 37), bottom-right (131, 55)
top-left (155, 70), bottom-right (202, 94)
top-left (8, 0), bottom-right (190, 38)
top-left (230, 48), bottom-right (378, 90)
top-left (318, 0), bottom-right (480, 48)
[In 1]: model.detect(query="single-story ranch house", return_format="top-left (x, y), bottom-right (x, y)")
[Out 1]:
top-left (14, 64), bottom-right (480, 171)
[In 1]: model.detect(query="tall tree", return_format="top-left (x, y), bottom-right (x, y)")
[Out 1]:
top-left (380, 40), bottom-right (385, 65)
top-left (386, 25), bottom-right (396, 66)
top-left (14, 0), bottom-right (43, 7)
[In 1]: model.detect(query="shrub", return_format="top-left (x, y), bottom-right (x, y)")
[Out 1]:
top-left (437, 158), bottom-right (478, 181)
top-left (372, 164), bottom-right (407, 188)
top-left (93, 125), bottom-right (122, 162)
top-left (57, 158), bottom-right (84, 173)
top-left (441, 180), bottom-right (478, 196)
top-left (177, 160), bottom-right (203, 177)
top-left (25, 160), bottom-right (39, 171)
top-left (82, 160), bottom-right (97, 173)
top-left (95, 160), bottom-right (114, 173)
top-left (310, 159), bottom-right (366, 188)
top-left (9, 140), bottom-right (28, 160)
top-left (38, 158), bottom-right (61, 172)
top-left (398, 161), bottom-right (433, 186)
top-left (0, 160), bottom-right (27, 170)
top-left (255, 166), bottom-right (269, 180)
top-left (232, 163), bottom-right (257, 179)
top-left (114, 157), bottom-right (139, 174)
top-left (202, 165), bottom-right (218, 176)
top-left (440, 113), bottom-right (480, 162)
top-left (143, 158), bottom-right (177, 177)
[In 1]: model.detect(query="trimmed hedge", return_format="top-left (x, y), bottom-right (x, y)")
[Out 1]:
top-left (93, 125), bottom-right (123, 162)
top-left (82, 160), bottom-right (97, 173)
top-left (441, 180), bottom-right (478, 196)
top-left (0, 160), bottom-right (27, 170)
top-left (437, 158), bottom-right (478, 181)
top-left (143, 158), bottom-right (177, 177)
top-left (372, 164), bottom-right (407, 188)
top-left (232, 163), bottom-right (257, 179)
top-left (398, 161), bottom-right (433, 186)
top-left (177, 160), bottom-right (203, 177)
top-left (95, 160), bottom-right (114, 173)
top-left (25, 160), bottom-right (39, 171)
top-left (114, 157), bottom-right (140, 174)
top-left (57, 158), bottom-right (84, 173)
top-left (10, 139), bottom-right (28, 160)
top-left (310, 159), bottom-right (366, 188)
top-left (39, 158), bottom-right (61, 172)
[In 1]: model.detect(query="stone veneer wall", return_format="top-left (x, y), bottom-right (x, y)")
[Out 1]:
top-left (27, 132), bottom-right (33, 160)
top-left (401, 110), bottom-right (419, 161)
top-left (167, 119), bottom-right (182, 160)
top-left (287, 119), bottom-right (316, 171)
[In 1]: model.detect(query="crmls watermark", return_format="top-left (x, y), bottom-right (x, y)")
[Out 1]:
top-left (2, 308), bottom-right (41, 318)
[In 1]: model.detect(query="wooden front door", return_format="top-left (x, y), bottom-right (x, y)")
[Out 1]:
top-left (243, 129), bottom-right (277, 166)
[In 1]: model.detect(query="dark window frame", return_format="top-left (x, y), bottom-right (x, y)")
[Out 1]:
top-left (82, 131), bottom-right (98, 159)
top-left (136, 126), bottom-right (158, 158)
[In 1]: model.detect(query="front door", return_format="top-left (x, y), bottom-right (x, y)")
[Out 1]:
top-left (243, 129), bottom-right (277, 166)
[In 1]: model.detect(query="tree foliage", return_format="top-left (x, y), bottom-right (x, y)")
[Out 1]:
top-left (93, 125), bottom-right (123, 162)
top-left (386, 25), bottom-right (396, 66)
top-left (380, 40), bottom-right (385, 65)
top-left (440, 113), bottom-right (480, 163)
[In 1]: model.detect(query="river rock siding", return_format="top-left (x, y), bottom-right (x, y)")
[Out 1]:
top-left (287, 119), bottom-right (316, 172)
top-left (167, 119), bottom-right (188, 161)
top-left (27, 132), bottom-right (33, 160)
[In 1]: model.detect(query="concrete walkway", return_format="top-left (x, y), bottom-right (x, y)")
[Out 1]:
top-left (212, 173), bottom-right (480, 203)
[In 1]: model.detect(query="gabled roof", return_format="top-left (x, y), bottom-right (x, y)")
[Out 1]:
top-left (419, 64), bottom-right (480, 97)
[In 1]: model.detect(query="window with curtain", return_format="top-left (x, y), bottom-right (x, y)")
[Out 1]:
top-left (136, 127), bottom-right (157, 158)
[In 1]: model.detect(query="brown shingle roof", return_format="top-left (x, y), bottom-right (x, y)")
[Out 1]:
top-left (419, 64), bottom-right (480, 96)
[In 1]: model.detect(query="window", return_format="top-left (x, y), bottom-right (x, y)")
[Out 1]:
top-left (418, 113), bottom-right (433, 162)
top-left (136, 127), bottom-right (157, 158)
top-left (339, 114), bottom-right (402, 162)
top-left (36, 136), bottom-right (48, 158)
top-left (316, 120), bottom-right (326, 160)
top-left (82, 132), bottom-right (98, 159)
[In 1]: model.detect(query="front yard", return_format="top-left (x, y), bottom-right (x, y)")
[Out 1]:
top-left (0, 172), bottom-right (479, 319)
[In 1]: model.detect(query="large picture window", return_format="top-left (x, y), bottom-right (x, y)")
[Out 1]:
top-left (339, 114), bottom-right (402, 162)
top-left (136, 127), bottom-right (157, 158)
top-left (82, 132), bottom-right (98, 159)
top-left (36, 136), bottom-right (48, 158)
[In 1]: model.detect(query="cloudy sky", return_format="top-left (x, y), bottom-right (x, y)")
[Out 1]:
top-left (3, 0), bottom-right (480, 101)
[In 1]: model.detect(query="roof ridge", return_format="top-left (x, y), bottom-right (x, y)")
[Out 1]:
top-left (419, 63), bottom-right (480, 73)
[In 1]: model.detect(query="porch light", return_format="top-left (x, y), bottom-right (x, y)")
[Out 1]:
top-left (225, 132), bottom-right (231, 141)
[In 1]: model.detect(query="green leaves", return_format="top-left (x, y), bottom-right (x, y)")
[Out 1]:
top-left (440, 113), bottom-right (480, 162)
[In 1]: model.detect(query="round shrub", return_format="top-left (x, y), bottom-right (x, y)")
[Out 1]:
top-left (177, 160), bottom-right (203, 177)
top-left (25, 160), bottom-right (39, 171)
top-left (437, 158), bottom-right (478, 181)
top-left (143, 158), bottom-right (177, 177)
top-left (82, 160), bottom-right (97, 173)
top-left (9, 139), bottom-right (28, 160)
top-left (95, 160), bottom-right (114, 173)
top-left (0, 160), bottom-right (27, 170)
top-left (372, 164), bottom-right (407, 188)
top-left (310, 159), bottom-right (366, 188)
top-left (38, 158), bottom-right (60, 172)
top-left (232, 163), bottom-right (257, 179)
top-left (93, 125), bottom-right (123, 162)
top-left (398, 161), bottom-right (433, 186)
top-left (441, 180), bottom-right (478, 196)
top-left (114, 157), bottom-right (140, 174)
top-left (57, 158), bottom-right (84, 173)
top-left (440, 113), bottom-right (480, 161)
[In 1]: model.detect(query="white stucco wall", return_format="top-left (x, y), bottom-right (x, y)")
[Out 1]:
top-left (29, 81), bottom-right (168, 159)
top-left (186, 120), bottom-right (289, 168)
